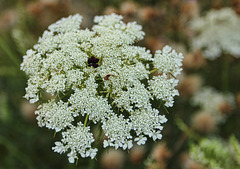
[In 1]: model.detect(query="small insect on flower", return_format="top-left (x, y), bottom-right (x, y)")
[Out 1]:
top-left (104, 74), bottom-right (117, 80)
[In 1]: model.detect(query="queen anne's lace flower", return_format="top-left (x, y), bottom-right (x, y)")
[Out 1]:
top-left (102, 114), bottom-right (133, 150)
top-left (192, 87), bottom-right (235, 123)
top-left (190, 8), bottom-right (240, 60)
top-left (149, 74), bottom-right (179, 107)
top-left (21, 13), bottom-right (183, 163)
top-left (130, 108), bottom-right (167, 143)
top-left (153, 45), bottom-right (184, 77)
top-left (35, 100), bottom-right (77, 132)
top-left (52, 122), bottom-right (98, 162)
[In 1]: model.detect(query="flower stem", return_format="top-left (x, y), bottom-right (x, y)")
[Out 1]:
top-left (163, 104), bottom-right (169, 114)
top-left (150, 68), bottom-right (158, 74)
top-left (169, 72), bottom-right (177, 79)
top-left (88, 158), bottom-right (96, 169)
top-left (84, 114), bottom-right (89, 127)
top-left (0, 36), bottom-right (21, 68)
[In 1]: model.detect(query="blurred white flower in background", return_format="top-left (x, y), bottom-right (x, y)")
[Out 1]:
top-left (192, 87), bottom-right (235, 123)
top-left (190, 8), bottom-right (240, 60)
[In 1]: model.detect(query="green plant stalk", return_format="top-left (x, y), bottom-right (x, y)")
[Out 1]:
top-left (0, 36), bottom-right (21, 68)
top-left (84, 114), bottom-right (89, 127)
top-left (88, 158), bottom-right (96, 169)
top-left (230, 135), bottom-right (240, 165)
top-left (0, 135), bottom-right (35, 169)
top-left (150, 68), bottom-right (158, 74)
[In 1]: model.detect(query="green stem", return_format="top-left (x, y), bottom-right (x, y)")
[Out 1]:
top-left (169, 72), bottom-right (177, 79)
top-left (163, 104), bottom-right (169, 114)
top-left (88, 158), bottom-right (96, 169)
top-left (0, 36), bottom-right (21, 68)
top-left (150, 68), bottom-right (158, 74)
top-left (84, 114), bottom-right (89, 127)
top-left (60, 90), bottom-right (73, 100)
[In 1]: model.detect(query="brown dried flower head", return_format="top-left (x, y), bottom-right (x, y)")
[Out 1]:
top-left (191, 111), bottom-right (217, 134)
top-left (178, 74), bottom-right (202, 97)
top-left (180, 152), bottom-right (205, 169)
top-left (183, 50), bottom-right (206, 70)
top-left (20, 100), bottom-right (37, 121)
top-left (104, 6), bottom-right (119, 15)
top-left (145, 37), bottom-right (166, 53)
top-left (129, 145), bottom-right (145, 164)
top-left (101, 148), bottom-right (125, 169)
top-left (218, 102), bottom-right (233, 115)
top-left (26, 0), bottom-right (70, 29)
top-left (0, 9), bottom-right (17, 31)
top-left (138, 7), bottom-right (159, 21)
top-left (181, 0), bottom-right (199, 19)
top-left (120, 1), bottom-right (137, 16)
top-left (151, 142), bottom-right (171, 168)
top-left (232, 0), bottom-right (240, 15)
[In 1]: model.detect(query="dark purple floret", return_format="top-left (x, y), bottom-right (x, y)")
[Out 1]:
top-left (88, 56), bottom-right (99, 68)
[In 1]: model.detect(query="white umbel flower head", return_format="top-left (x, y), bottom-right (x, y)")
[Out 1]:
top-left (190, 8), bottom-right (240, 60)
top-left (153, 45), bottom-right (184, 77)
top-left (21, 14), bottom-right (184, 163)
top-left (192, 87), bottom-right (235, 123)
top-left (148, 74), bottom-right (179, 107)
top-left (52, 122), bottom-right (97, 163)
top-left (35, 100), bottom-right (77, 132)
top-left (102, 114), bottom-right (133, 150)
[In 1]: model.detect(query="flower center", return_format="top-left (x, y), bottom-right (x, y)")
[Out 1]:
top-left (88, 56), bottom-right (99, 68)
